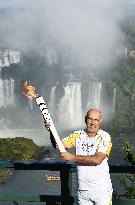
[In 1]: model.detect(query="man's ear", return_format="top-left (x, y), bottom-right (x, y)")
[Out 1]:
top-left (99, 117), bottom-right (102, 126)
top-left (85, 115), bottom-right (87, 124)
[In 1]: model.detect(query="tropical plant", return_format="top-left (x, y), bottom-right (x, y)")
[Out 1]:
top-left (117, 141), bottom-right (135, 199)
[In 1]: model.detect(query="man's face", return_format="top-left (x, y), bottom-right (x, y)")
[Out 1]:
top-left (86, 110), bottom-right (102, 133)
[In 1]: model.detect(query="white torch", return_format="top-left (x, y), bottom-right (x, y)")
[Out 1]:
top-left (22, 81), bottom-right (66, 153)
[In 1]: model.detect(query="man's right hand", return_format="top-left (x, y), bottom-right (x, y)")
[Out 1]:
top-left (44, 121), bottom-right (57, 149)
top-left (44, 121), bottom-right (51, 131)
top-left (44, 120), bottom-right (65, 150)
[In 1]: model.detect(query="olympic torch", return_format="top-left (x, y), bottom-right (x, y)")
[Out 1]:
top-left (22, 81), bottom-right (66, 153)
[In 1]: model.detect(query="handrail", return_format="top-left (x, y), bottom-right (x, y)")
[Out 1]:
top-left (0, 161), bottom-right (135, 173)
top-left (0, 161), bottom-right (135, 204)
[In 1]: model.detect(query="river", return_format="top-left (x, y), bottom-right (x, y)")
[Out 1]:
top-left (0, 129), bottom-right (134, 205)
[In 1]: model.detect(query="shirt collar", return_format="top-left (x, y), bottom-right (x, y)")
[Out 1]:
top-left (84, 128), bottom-right (102, 137)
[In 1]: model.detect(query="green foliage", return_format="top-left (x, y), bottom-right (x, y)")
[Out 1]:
top-left (122, 141), bottom-right (135, 165)
top-left (110, 112), bottom-right (135, 133)
top-left (109, 16), bottom-right (135, 132)
top-left (109, 111), bottom-right (134, 132)
top-left (0, 169), bottom-right (14, 184)
top-left (117, 141), bottom-right (135, 199)
top-left (113, 60), bottom-right (135, 101)
top-left (0, 137), bottom-right (45, 183)
top-left (0, 137), bottom-right (47, 183)
top-left (0, 137), bottom-right (44, 161)
top-left (109, 59), bottom-right (135, 131)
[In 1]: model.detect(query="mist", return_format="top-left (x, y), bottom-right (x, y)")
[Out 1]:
top-left (0, 0), bottom-right (128, 131)
top-left (4, 0), bottom-right (125, 70)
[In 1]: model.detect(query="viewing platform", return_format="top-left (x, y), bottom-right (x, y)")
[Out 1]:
top-left (0, 161), bottom-right (135, 205)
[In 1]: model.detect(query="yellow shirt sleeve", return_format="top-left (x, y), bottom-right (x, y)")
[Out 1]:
top-left (62, 132), bottom-right (81, 149)
top-left (97, 134), bottom-right (112, 157)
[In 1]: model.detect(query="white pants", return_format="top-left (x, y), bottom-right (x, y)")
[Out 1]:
top-left (78, 190), bottom-right (112, 205)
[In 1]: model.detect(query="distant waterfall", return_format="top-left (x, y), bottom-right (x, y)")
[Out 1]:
top-left (28, 99), bottom-right (33, 110)
top-left (48, 86), bottom-right (57, 118)
top-left (0, 78), bottom-right (15, 107)
top-left (87, 81), bottom-right (102, 109)
top-left (45, 79), bottom-right (117, 129)
top-left (0, 50), bottom-right (20, 67)
top-left (113, 86), bottom-right (116, 112)
top-left (0, 49), bottom-right (20, 108)
top-left (58, 82), bottom-right (82, 128)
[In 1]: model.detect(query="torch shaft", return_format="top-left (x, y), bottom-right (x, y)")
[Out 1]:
top-left (35, 96), bottom-right (66, 152)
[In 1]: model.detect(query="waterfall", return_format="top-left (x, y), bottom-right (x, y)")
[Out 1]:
top-left (0, 50), bottom-right (17, 128)
top-left (0, 50), bottom-right (20, 67)
top-left (113, 86), bottom-right (116, 112)
top-left (87, 81), bottom-right (102, 109)
top-left (28, 99), bottom-right (33, 110)
top-left (48, 81), bottom-right (105, 129)
top-left (0, 78), bottom-right (15, 107)
top-left (48, 86), bottom-right (57, 118)
top-left (0, 78), bottom-right (15, 128)
top-left (0, 49), bottom-right (20, 108)
top-left (58, 82), bottom-right (83, 129)
top-left (0, 79), bottom-right (4, 107)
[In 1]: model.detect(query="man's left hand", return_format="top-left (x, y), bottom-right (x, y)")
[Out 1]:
top-left (60, 152), bottom-right (76, 161)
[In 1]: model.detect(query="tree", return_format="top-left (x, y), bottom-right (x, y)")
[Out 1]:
top-left (117, 141), bottom-right (135, 199)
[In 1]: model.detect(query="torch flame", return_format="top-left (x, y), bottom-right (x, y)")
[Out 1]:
top-left (22, 81), bottom-right (38, 99)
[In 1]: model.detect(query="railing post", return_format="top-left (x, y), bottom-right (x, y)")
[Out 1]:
top-left (60, 165), bottom-right (74, 205)
top-left (13, 201), bottom-right (19, 205)
top-left (46, 201), bottom-right (58, 205)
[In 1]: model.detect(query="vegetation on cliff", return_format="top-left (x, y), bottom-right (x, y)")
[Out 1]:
top-left (116, 141), bottom-right (135, 199)
top-left (0, 137), bottom-right (45, 161)
top-left (0, 137), bottom-right (45, 183)
top-left (108, 58), bottom-right (135, 132)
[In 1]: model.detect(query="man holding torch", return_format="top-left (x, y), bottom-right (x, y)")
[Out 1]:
top-left (22, 82), bottom-right (113, 205)
top-left (45, 109), bottom-right (113, 205)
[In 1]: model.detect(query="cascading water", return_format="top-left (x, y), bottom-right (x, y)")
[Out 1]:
top-left (58, 82), bottom-right (83, 129)
top-left (48, 82), bottom-right (83, 129)
top-left (113, 86), bottom-right (116, 113)
top-left (0, 49), bottom-right (20, 128)
top-left (86, 81), bottom-right (102, 109)
top-left (48, 86), bottom-right (57, 118)
top-left (0, 78), bottom-right (15, 107)
top-left (48, 79), bottom-right (117, 130)
top-left (28, 99), bottom-right (33, 110)
top-left (0, 77), bottom-right (15, 128)
top-left (0, 49), bottom-right (20, 108)
top-left (0, 50), bottom-right (20, 67)
top-left (0, 78), bottom-right (4, 107)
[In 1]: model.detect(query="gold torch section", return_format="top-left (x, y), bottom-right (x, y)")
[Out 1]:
top-left (22, 81), bottom-right (38, 99)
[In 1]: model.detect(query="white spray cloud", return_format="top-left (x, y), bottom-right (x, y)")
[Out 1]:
top-left (3, 0), bottom-right (125, 68)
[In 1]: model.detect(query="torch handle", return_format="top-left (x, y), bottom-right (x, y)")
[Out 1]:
top-left (35, 96), bottom-right (66, 152)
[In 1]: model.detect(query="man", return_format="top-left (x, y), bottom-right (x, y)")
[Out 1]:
top-left (45, 109), bottom-right (113, 205)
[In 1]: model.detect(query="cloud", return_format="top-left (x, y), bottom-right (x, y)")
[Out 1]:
top-left (2, 0), bottom-right (125, 69)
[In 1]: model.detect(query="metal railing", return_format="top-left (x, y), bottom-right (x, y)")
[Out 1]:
top-left (0, 161), bottom-right (135, 204)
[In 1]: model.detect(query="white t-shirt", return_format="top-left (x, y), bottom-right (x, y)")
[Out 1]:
top-left (63, 129), bottom-right (113, 193)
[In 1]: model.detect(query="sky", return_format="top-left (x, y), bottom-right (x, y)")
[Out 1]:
top-left (0, 0), bottom-right (127, 68)
top-left (0, 0), bottom-right (26, 8)
top-left (0, 0), bottom-right (21, 8)
top-left (0, 0), bottom-right (135, 9)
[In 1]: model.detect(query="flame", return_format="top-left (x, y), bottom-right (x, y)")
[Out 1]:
top-left (22, 81), bottom-right (38, 99)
